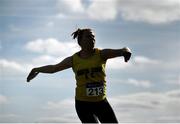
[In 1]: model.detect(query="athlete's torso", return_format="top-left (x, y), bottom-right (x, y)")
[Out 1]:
top-left (72, 48), bottom-right (107, 102)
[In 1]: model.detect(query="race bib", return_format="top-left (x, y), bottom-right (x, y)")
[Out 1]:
top-left (86, 82), bottom-right (104, 96)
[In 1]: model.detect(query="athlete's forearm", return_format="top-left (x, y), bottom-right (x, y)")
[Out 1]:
top-left (101, 48), bottom-right (125, 59)
top-left (111, 47), bottom-right (131, 57)
top-left (110, 49), bottom-right (124, 57)
top-left (34, 65), bottom-right (56, 74)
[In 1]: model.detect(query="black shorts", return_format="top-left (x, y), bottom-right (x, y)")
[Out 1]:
top-left (75, 98), bottom-right (118, 123)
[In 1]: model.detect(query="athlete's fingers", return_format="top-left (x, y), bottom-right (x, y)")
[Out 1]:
top-left (27, 72), bottom-right (38, 82)
top-left (27, 70), bottom-right (34, 82)
top-left (124, 52), bottom-right (131, 62)
top-left (27, 69), bottom-right (38, 82)
top-left (27, 72), bottom-right (33, 82)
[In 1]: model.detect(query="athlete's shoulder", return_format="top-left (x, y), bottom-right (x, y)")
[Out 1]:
top-left (94, 48), bottom-right (107, 62)
top-left (72, 51), bottom-right (80, 57)
top-left (94, 48), bottom-right (103, 53)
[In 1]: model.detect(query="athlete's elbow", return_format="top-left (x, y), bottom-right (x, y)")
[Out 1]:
top-left (50, 66), bottom-right (59, 73)
top-left (51, 65), bottom-right (64, 73)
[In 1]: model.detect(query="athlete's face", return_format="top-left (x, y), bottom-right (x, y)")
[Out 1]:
top-left (80, 31), bottom-right (95, 51)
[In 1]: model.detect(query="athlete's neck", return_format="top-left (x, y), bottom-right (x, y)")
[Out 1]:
top-left (79, 49), bottom-right (95, 59)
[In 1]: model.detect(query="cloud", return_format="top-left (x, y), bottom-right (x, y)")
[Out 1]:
top-left (118, 0), bottom-right (180, 24)
top-left (43, 98), bottom-right (74, 110)
top-left (0, 55), bottom-right (65, 76)
top-left (39, 98), bottom-right (79, 123)
top-left (127, 78), bottom-right (152, 88)
top-left (109, 89), bottom-right (180, 122)
top-left (0, 95), bottom-right (8, 105)
top-left (134, 56), bottom-right (160, 65)
top-left (31, 55), bottom-right (63, 65)
top-left (164, 74), bottom-right (180, 86)
top-left (166, 89), bottom-right (180, 98)
top-left (0, 58), bottom-right (36, 77)
top-left (56, 0), bottom-right (118, 21)
top-left (57, 0), bottom-right (85, 14)
top-left (25, 38), bottom-right (79, 56)
top-left (0, 59), bottom-right (27, 73)
top-left (87, 0), bottom-right (117, 21)
top-left (106, 55), bottom-right (160, 70)
top-left (106, 57), bottom-right (131, 69)
top-left (0, 114), bottom-right (21, 123)
top-left (37, 116), bottom-right (79, 123)
top-left (56, 0), bottom-right (180, 24)
top-left (110, 78), bottom-right (152, 88)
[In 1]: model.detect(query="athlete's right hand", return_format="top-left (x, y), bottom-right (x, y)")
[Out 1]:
top-left (27, 68), bottom-right (39, 82)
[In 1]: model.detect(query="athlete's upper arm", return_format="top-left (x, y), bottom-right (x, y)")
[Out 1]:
top-left (100, 49), bottom-right (124, 60)
top-left (54, 56), bottom-right (72, 72)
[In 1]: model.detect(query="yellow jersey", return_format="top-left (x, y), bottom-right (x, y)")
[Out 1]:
top-left (72, 48), bottom-right (107, 102)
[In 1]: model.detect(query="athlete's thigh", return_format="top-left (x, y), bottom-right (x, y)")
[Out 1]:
top-left (96, 99), bottom-right (118, 123)
top-left (75, 100), bottom-right (98, 123)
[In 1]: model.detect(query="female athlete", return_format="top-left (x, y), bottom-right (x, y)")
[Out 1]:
top-left (27, 28), bottom-right (132, 123)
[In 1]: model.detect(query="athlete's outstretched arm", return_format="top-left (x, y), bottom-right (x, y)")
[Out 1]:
top-left (100, 47), bottom-right (132, 62)
top-left (27, 56), bottom-right (72, 82)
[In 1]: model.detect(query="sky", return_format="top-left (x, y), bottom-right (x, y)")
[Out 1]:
top-left (0, 0), bottom-right (180, 123)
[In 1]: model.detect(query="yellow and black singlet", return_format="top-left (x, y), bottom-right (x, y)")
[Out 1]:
top-left (72, 48), bottom-right (107, 102)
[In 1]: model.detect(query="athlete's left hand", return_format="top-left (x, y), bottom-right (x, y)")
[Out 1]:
top-left (122, 47), bottom-right (132, 62)
top-left (27, 68), bottom-right (39, 82)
